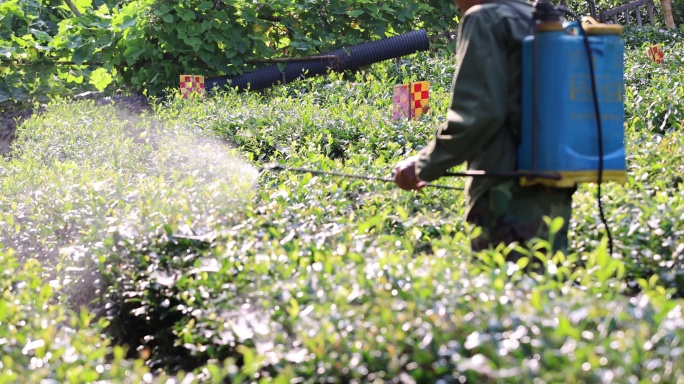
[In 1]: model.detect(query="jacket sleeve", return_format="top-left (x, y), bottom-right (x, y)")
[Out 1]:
top-left (415, 10), bottom-right (510, 182)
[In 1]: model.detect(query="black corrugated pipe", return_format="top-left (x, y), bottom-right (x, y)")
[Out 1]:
top-left (205, 29), bottom-right (430, 93)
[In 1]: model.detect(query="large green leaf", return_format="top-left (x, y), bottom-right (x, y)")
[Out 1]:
top-left (88, 67), bottom-right (113, 91)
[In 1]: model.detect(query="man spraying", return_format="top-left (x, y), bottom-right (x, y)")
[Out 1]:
top-left (393, 0), bottom-right (576, 260)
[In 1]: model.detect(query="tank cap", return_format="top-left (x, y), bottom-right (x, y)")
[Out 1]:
top-left (581, 16), bottom-right (624, 34)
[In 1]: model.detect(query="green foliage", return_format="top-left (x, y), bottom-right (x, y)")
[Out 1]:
top-left (3, 24), bottom-right (684, 384)
top-left (0, 0), bottom-right (60, 105)
top-left (562, 0), bottom-right (625, 17)
top-left (110, 0), bottom-right (458, 96)
top-left (0, 249), bottom-right (155, 382)
top-left (0, 0), bottom-right (457, 110)
top-left (622, 25), bottom-right (684, 49)
top-left (0, 0), bottom-right (128, 109)
top-left (673, 1), bottom-right (684, 26)
top-left (623, 27), bottom-right (684, 134)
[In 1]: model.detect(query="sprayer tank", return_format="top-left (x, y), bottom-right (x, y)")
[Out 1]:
top-left (518, 21), bottom-right (626, 187)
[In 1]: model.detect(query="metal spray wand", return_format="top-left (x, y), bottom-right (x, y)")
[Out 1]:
top-left (260, 163), bottom-right (561, 190)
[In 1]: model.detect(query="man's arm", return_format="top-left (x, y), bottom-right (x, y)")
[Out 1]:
top-left (415, 9), bottom-right (510, 182)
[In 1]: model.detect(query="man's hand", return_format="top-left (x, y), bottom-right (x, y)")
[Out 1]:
top-left (393, 155), bottom-right (427, 191)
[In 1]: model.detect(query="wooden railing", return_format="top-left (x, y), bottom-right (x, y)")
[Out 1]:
top-left (594, 0), bottom-right (657, 26)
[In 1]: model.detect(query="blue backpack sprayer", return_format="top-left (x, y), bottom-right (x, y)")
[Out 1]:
top-left (519, 1), bottom-right (626, 185)
top-left (518, 0), bottom-right (626, 254)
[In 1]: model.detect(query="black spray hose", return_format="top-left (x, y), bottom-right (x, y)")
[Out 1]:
top-left (579, 19), bottom-right (614, 256)
top-left (561, 7), bottom-right (614, 255)
top-left (206, 30), bottom-right (430, 93)
top-left (259, 163), bottom-right (564, 191)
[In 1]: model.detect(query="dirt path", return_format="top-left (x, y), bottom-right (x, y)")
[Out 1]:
top-left (0, 108), bottom-right (33, 156)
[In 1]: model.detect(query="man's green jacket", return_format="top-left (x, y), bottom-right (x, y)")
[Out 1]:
top-left (415, 0), bottom-right (534, 217)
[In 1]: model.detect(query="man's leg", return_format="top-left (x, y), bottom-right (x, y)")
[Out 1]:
top-left (467, 181), bottom-right (575, 260)
top-left (503, 182), bottom-right (576, 255)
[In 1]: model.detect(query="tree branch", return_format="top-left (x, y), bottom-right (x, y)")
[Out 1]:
top-left (257, 14), bottom-right (282, 23)
top-left (9, 59), bottom-right (104, 66)
top-left (64, 0), bottom-right (83, 17)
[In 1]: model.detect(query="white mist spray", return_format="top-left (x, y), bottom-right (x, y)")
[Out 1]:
top-left (1, 99), bottom-right (260, 310)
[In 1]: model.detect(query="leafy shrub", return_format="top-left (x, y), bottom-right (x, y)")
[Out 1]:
top-left (1, 0), bottom-right (458, 110)
top-left (3, 21), bottom-right (684, 384)
top-left (673, 0), bottom-right (684, 26)
top-left (0, 0), bottom-right (125, 109)
top-left (622, 25), bottom-right (684, 50)
top-left (0, 248), bottom-right (154, 383)
top-left (106, 0), bottom-right (459, 96)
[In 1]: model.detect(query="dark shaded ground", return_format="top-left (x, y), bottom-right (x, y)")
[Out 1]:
top-left (0, 107), bottom-right (34, 156)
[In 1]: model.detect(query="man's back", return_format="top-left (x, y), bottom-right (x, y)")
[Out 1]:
top-left (456, 0), bottom-right (535, 214)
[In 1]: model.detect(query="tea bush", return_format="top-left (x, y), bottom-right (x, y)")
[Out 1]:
top-left (2, 26), bottom-right (684, 383)
top-left (0, 249), bottom-right (155, 383)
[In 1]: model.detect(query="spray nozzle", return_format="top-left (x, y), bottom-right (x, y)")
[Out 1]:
top-left (261, 163), bottom-right (284, 171)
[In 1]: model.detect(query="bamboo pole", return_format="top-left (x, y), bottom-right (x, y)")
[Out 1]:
top-left (647, 1), bottom-right (655, 25)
